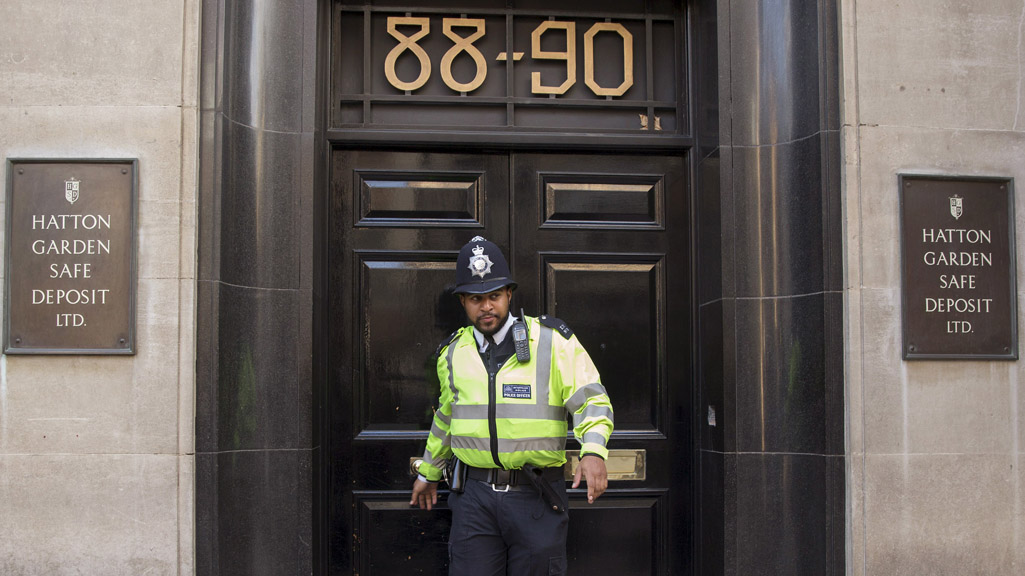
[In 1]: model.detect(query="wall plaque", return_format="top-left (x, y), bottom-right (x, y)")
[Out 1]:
top-left (900, 174), bottom-right (1017, 360)
top-left (4, 159), bottom-right (137, 354)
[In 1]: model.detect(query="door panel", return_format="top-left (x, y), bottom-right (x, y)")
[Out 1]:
top-left (329, 150), bottom-right (509, 573)
top-left (513, 152), bottom-right (689, 575)
top-left (358, 256), bottom-right (460, 431)
top-left (328, 149), bottom-right (690, 575)
top-left (538, 174), bottom-right (665, 229)
top-left (567, 496), bottom-right (665, 575)
top-left (541, 255), bottom-right (664, 432)
top-left (354, 169), bottom-right (486, 228)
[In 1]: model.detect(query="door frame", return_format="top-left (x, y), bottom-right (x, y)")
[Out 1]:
top-left (315, 142), bottom-right (699, 574)
top-left (314, 2), bottom-right (704, 573)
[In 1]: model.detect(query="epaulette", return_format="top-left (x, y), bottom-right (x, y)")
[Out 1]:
top-left (435, 329), bottom-right (461, 356)
top-left (538, 315), bottom-right (574, 339)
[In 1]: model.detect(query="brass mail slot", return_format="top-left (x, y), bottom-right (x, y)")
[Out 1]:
top-left (410, 449), bottom-right (646, 482)
top-left (564, 449), bottom-right (645, 482)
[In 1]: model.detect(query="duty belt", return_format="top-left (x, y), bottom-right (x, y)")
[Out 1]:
top-left (465, 464), bottom-right (563, 491)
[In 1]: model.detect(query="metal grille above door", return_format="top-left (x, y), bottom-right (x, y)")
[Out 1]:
top-left (331, 0), bottom-right (687, 143)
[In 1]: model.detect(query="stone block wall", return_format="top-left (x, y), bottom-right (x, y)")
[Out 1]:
top-left (842, 0), bottom-right (1025, 573)
top-left (0, 1), bottom-right (200, 574)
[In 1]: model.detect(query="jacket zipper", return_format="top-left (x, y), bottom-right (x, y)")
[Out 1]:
top-left (485, 346), bottom-right (502, 467)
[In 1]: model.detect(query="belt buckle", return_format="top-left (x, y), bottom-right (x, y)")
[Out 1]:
top-left (489, 469), bottom-right (512, 492)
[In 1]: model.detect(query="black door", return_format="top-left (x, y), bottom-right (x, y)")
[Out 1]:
top-left (327, 149), bottom-right (691, 575)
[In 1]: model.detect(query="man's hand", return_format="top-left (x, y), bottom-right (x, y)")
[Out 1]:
top-left (572, 454), bottom-right (608, 503)
top-left (410, 478), bottom-right (439, 510)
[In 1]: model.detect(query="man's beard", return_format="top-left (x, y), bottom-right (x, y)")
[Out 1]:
top-left (473, 311), bottom-right (508, 337)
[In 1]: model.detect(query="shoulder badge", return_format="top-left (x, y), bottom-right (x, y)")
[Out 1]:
top-left (538, 315), bottom-right (574, 339)
top-left (435, 329), bottom-right (462, 356)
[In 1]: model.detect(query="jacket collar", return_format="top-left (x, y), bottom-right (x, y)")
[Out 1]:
top-left (471, 313), bottom-right (516, 352)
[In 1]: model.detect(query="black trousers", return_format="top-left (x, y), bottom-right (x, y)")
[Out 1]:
top-left (448, 477), bottom-right (569, 576)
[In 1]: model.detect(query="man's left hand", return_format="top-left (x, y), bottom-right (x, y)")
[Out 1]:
top-left (572, 454), bottom-right (608, 503)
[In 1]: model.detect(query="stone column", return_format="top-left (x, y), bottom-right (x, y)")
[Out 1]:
top-left (697, 1), bottom-right (845, 573)
top-left (196, 1), bottom-right (320, 574)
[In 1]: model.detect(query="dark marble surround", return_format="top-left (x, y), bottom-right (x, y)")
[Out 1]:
top-left (695, 0), bottom-right (845, 574)
top-left (195, 0), bottom-right (844, 574)
top-left (196, 1), bottom-right (321, 575)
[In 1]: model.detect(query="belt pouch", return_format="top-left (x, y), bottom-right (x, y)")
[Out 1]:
top-left (521, 463), bottom-right (565, 513)
top-left (447, 459), bottom-right (466, 494)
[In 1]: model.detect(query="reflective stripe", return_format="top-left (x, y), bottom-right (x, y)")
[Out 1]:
top-left (446, 340), bottom-right (459, 403)
top-left (452, 435), bottom-right (566, 453)
top-left (452, 403), bottom-right (566, 421)
top-left (451, 435), bottom-right (486, 451)
top-left (565, 382), bottom-right (609, 413)
top-left (451, 435), bottom-right (491, 452)
top-left (423, 449), bottom-right (447, 467)
top-left (450, 404), bottom-right (486, 419)
top-left (534, 324), bottom-right (552, 407)
top-left (429, 420), bottom-right (447, 440)
top-left (572, 405), bottom-right (614, 427)
top-left (434, 411), bottom-right (451, 426)
top-left (499, 436), bottom-right (566, 453)
top-left (582, 432), bottom-right (608, 447)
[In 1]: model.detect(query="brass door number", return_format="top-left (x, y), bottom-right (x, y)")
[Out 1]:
top-left (385, 16), bottom-right (634, 97)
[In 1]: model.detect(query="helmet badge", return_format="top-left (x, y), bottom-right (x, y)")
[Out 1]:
top-left (468, 244), bottom-right (494, 279)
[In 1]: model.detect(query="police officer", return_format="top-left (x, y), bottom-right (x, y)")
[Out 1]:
top-left (410, 236), bottom-right (614, 575)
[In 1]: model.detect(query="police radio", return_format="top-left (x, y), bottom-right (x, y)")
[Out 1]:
top-left (512, 309), bottom-right (530, 363)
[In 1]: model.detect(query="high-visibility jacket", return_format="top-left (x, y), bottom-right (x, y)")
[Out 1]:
top-left (418, 315), bottom-right (614, 482)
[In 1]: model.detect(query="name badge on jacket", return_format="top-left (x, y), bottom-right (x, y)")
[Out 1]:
top-left (502, 384), bottom-right (531, 399)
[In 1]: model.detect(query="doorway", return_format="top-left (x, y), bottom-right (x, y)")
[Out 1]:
top-left (324, 148), bottom-right (692, 574)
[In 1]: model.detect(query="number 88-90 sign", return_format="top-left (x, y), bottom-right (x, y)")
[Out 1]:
top-left (384, 16), bottom-right (634, 97)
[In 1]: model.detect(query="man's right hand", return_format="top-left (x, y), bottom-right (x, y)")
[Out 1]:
top-left (410, 478), bottom-right (439, 510)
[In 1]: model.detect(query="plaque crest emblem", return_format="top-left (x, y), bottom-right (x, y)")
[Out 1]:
top-left (949, 194), bottom-right (963, 220)
top-left (467, 244), bottom-right (494, 279)
top-left (65, 178), bottom-right (80, 204)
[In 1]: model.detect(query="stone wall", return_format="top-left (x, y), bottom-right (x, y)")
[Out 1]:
top-left (843, 0), bottom-right (1025, 573)
top-left (0, 1), bottom-right (200, 574)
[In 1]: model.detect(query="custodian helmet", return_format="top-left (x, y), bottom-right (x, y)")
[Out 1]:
top-left (452, 236), bottom-right (517, 294)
